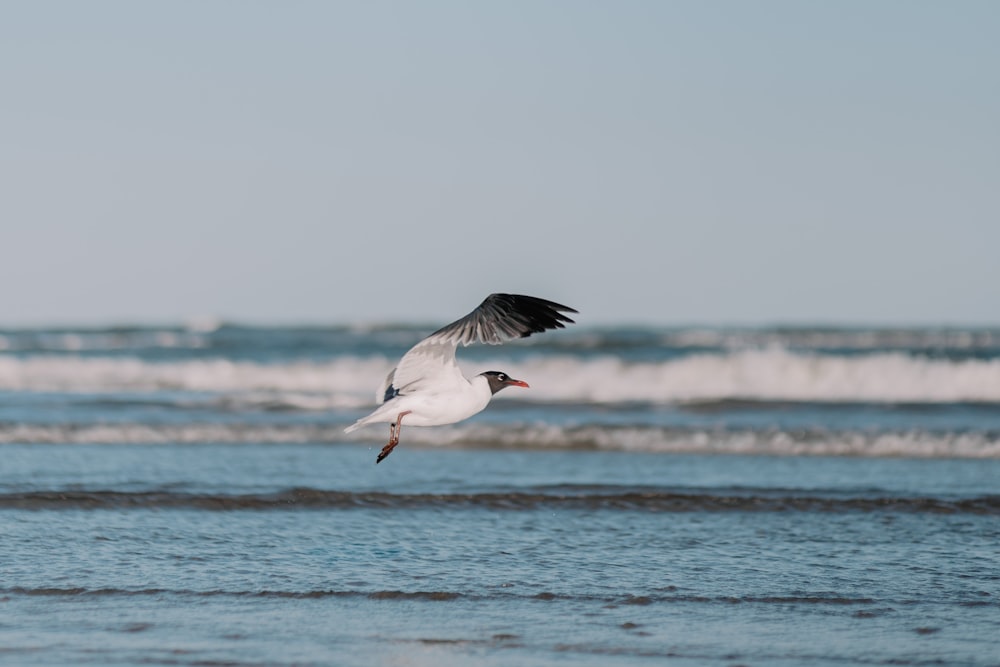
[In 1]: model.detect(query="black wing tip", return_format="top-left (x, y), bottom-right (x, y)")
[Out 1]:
top-left (487, 293), bottom-right (579, 315)
top-left (484, 293), bottom-right (578, 338)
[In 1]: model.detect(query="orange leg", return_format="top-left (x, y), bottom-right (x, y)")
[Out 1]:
top-left (377, 411), bottom-right (411, 464)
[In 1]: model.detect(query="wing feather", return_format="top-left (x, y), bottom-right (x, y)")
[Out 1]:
top-left (376, 367), bottom-right (397, 405)
top-left (428, 293), bottom-right (577, 346)
top-left (384, 294), bottom-right (577, 398)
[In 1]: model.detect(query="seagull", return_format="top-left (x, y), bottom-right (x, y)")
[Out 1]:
top-left (344, 293), bottom-right (577, 463)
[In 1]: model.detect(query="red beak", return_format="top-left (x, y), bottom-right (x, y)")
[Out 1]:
top-left (508, 379), bottom-right (530, 389)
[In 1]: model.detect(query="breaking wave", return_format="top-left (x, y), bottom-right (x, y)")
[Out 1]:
top-left (2, 350), bottom-right (999, 404)
top-left (0, 355), bottom-right (383, 395)
top-left (1, 422), bottom-right (997, 458)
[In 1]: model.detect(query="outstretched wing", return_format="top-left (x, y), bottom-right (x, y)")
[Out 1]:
top-left (424, 293), bottom-right (577, 346)
top-left (378, 293), bottom-right (577, 403)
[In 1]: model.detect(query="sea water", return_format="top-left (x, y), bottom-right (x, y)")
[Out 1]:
top-left (0, 323), bottom-right (998, 665)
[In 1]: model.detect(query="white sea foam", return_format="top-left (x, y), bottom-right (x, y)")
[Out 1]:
top-left (1, 350), bottom-right (999, 403)
top-left (498, 350), bottom-right (1000, 403)
top-left (402, 424), bottom-right (1000, 458)
top-left (0, 423), bottom-right (346, 445)
top-left (0, 355), bottom-right (388, 396)
top-left (1, 422), bottom-right (996, 458)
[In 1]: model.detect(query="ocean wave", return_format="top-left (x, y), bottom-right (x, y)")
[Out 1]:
top-left (0, 329), bottom-right (209, 353)
top-left (1, 422), bottom-right (997, 457)
top-left (409, 424), bottom-right (1000, 459)
top-left (504, 350), bottom-right (1000, 404)
top-left (2, 350), bottom-right (1000, 403)
top-left (0, 355), bottom-right (386, 397)
top-left (0, 422), bottom-right (350, 445)
top-left (2, 487), bottom-right (996, 514)
top-left (0, 585), bottom-right (906, 607)
top-left (649, 328), bottom-right (1000, 353)
top-left (3, 324), bottom-right (998, 354)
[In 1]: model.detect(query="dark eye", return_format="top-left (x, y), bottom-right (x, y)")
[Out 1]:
top-left (497, 373), bottom-right (506, 381)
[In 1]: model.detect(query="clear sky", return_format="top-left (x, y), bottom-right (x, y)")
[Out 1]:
top-left (3, 1), bottom-right (998, 326)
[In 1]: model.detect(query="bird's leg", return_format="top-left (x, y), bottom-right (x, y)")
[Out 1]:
top-left (377, 417), bottom-right (403, 464)
top-left (377, 411), bottom-right (411, 464)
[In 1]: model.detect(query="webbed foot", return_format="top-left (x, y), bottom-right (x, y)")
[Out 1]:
top-left (376, 441), bottom-right (398, 464)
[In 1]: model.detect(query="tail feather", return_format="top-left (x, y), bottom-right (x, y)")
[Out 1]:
top-left (343, 419), bottom-right (367, 434)
top-left (344, 403), bottom-right (395, 434)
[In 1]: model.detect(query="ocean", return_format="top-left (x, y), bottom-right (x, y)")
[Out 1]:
top-left (1, 322), bottom-right (998, 666)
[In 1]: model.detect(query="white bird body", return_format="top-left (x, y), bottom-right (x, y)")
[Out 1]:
top-left (344, 293), bottom-right (577, 463)
top-left (345, 373), bottom-right (492, 429)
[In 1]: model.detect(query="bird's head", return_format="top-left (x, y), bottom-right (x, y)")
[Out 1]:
top-left (479, 370), bottom-right (530, 395)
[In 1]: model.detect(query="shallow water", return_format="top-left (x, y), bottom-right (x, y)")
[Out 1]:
top-left (2, 444), bottom-right (998, 666)
top-left (1, 324), bottom-right (999, 664)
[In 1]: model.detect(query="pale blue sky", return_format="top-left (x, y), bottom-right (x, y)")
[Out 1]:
top-left (2, 1), bottom-right (998, 326)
